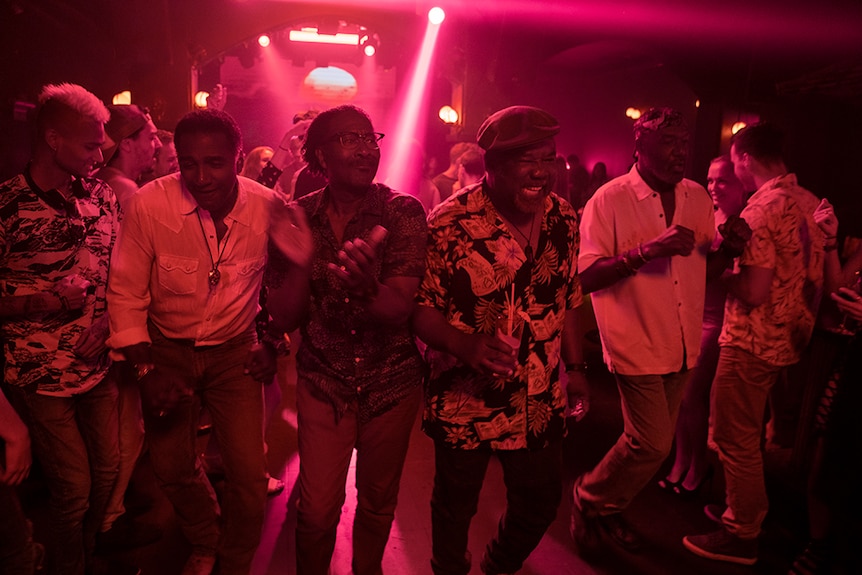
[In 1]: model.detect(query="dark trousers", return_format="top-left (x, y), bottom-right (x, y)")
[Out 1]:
top-left (430, 440), bottom-right (563, 575)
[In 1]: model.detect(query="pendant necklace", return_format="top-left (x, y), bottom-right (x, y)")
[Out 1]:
top-left (197, 212), bottom-right (232, 287)
top-left (506, 212), bottom-right (537, 265)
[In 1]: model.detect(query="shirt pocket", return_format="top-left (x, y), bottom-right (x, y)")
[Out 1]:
top-left (230, 256), bottom-right (266, 296)
top-left (158, 254), bottom-right (199, 295)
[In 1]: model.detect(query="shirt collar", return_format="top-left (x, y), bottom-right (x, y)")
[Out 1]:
top-left (178, 177), bottom-right (250, 225)
top-left (309, 183), bottom-right (387, 222)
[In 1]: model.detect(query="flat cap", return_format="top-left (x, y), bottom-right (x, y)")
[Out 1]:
top-left (477, 106), bottom-right (560, 152)
top-left (102, 104), bottom-right (150, 165)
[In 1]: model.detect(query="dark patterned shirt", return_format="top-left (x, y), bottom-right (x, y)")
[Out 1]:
top-left (267, 183), bottom-right (427, 422)
top-left (416, 182), bottom-right (582, 450)
top-left (0, 170), bottom-right (117, 395)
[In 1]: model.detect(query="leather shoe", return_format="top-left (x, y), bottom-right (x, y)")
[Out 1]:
top-left (593, 512), bottom-right (642, 553)
top-left (180, 552), bottom-right (216, 575)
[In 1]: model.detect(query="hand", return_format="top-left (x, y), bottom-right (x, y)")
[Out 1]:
top-left (717, 214), bottom-right (752, 257)
top-left (206, 84), bottom-right (227, 111)
top-left (327, 226), bottom-right (387, 299)
top-left (454, 331), bottom-right (518, 378)
top-left (244, 342), bottom-right (277, 384)
top-left (0, 415), bottom-right (31, 486)
top-left (643, 225), bottom-right (695, 259)
top-left (73, 312), bottom-right (110, 359)
top-left (565, 370), bottom-right (590, 422)
top-left (269, 199), bottom-right (314, 268)
top-left (832, 287), bottom-right (862, 322)
top-left (53, 274), bottom-right (91, 311)
top-left (138, 368), bottom-right (192, 420)
top-left (277, 120), bottom-right (312, 152)
top-left (813, 198), bottom-right (839, 236)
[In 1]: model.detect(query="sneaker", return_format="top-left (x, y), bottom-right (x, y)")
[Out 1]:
top-left (788, 539), bottom-right (830, 575)
top-left (683, 528), bottom-right (757, 565)
top-left (703, 503), bottom-right (725, 523)
top-left (569, 501), bottom-right (641, 554)
top-left (594, 513), bottom-right (642, 553)
top-left (569, 500), bottom-right (600, 553)
top-left (479, 552), bottom-right (514, 575)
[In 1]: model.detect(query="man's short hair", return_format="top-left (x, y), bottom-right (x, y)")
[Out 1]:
top-left (731, 122), bottom-right (785, 165)
top-left (36, 83), bottom-right (109, 138)
top-left (156, 129), bottom-right (174, 146)
top-left (458, 150), bottom-right (485, 178)
top-left (174, 109), bottom-right (243, 158)
top-left (302, 105), bottom-right (373, 176)
top-left (103, 104), bottom-right (151, 165)
top-left (448, 141), bottom-right (473, 164)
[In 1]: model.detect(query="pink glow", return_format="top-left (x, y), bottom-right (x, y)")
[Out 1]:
top-left (378, 17), bottom-right (443, 195)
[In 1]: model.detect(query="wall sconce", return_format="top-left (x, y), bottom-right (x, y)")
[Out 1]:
top-left (439, 105), bottom-right (459, 124)
top-left (112, 91), bottom-right (132, 105)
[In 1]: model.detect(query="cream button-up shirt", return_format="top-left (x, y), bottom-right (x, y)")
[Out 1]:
top-left (107, 174), bottom-right (275, 350)
top-left (579, 166), bottom-right (715, 376)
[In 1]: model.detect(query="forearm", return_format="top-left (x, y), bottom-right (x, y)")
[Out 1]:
top-left (0, 292), bottom-right (64, 318)
top-left (411, 305), bottom-right (467, 357)
top-left (560, 306), bottom-right (585, 366)
top-left (580, 248), bottom-right (647, 294)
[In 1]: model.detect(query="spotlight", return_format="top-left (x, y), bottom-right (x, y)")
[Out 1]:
top-left (731, 121), bottom-right (747, 134)
top-left (194, 91), bottom-right (210, 108)
top-left (258, 34), bottom-right (271, 48)
top-left (112, 91), bottom-right (132, 105)
top-left (438, 105), bottom-right (459, 124)
top-left (428, 7), bottom-right (445, 25)
top-left (695, 99), bottom-right (701, 108)
top-left (360, 33), bottom-right (379, 57)
top-left (625, 107), bottom-right (642, 120)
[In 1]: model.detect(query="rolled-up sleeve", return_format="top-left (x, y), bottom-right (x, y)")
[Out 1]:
top-left (107, 193), bottom-right (154, 349)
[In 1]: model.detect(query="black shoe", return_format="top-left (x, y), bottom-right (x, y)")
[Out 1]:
top-left (569, 500), bottom-right (601, 553)
top-left (96, 517), bottom-right (163, 553)
top-left (593, 513), bottom-right (643, 553)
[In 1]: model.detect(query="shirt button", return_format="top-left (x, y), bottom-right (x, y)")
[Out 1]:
top-left (356, 386), bottom-right (362, 393)
top-left (354, 357), bottom-right (361, 363)
top-left (344, 297), bottom-right (350, 303)
top-left (659, 214), bottom-right (664, 218)
top-left (350, 329), bottom-right (357, 335)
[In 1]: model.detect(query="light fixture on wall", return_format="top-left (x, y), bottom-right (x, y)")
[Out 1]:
top-left (258, 34), bottom-right (271, 48)
top-left (731, 121), bottom-right (747, 134)
top-left (360, 33), bottom-right (379, 57)
top-left (438, 105), bottom-right (459, 124)
top-left (194, 91), bottom-right (210, 108)
top-left (625, 107), bottom-right (642, 120)
top-left (112, 91), bottom-right (132, 105)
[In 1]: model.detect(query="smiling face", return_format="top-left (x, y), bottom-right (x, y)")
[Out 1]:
top-left (707, 159), bottom-right (746, 217)
top-left (51, 115), bottom-right (107, 178)
top-left (314, 109), bottom-right (380, 192)
top-left (636, 125), bottom-right (689, 187)
top-left (487, 139), bottom-right (557, 215)
top-left (176, 130), bottom-right (239, 219)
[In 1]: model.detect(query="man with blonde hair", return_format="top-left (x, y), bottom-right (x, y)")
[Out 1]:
top-left (0, 82), bottom-right (122, 575)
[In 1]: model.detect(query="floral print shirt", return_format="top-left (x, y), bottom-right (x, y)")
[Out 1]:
top-left (416, 182), bottom-right (582, 450)
top-left (719, 174), bottom-right (824, 366)
top-left (0, 169), bottom-right (117, 396)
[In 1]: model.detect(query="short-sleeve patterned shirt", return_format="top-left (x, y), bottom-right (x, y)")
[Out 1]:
top-left (719, 174), bottom-right (824, 366)
top-left (416, 182), bottom-right (582, 451)
top-left (0, 169), bottom-right (117, 396)
top-left (266, 183), bottom-right (427, 423)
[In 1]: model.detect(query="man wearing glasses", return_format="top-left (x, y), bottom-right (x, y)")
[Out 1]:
top-left (266, 104), bottom-right (428, 575)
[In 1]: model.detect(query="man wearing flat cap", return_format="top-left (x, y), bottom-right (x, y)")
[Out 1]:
top-left (570, 107), bottom-right (746, 556)
top-left (412, 105), bottom-right (588, 575)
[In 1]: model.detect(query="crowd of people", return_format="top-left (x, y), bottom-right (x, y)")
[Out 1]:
top-left (0, 81), bottom-right (859, 575)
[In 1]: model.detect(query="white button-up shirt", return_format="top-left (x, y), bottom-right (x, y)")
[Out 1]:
top-left (107, 174), bottom-right (275, 349)
top-left (579, 166), bottom-right (714, 375)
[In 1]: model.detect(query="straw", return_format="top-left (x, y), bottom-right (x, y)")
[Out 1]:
top-left (509, 283), bottom-right (515, 336)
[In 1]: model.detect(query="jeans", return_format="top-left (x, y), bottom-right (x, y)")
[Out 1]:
top-left (7, 373), bottom-right (119, 575)
top-left (295, 378), bottom-right (421, 575)
top-left (575, 370), bottom-right (690, 514)
top-left (146, 327), bottom-right (266, 575)
top-left (709, 345), bottom-right (782, 539)
top-left (430, 441), bottom-right (563, 575)
top-left (101, 366), bottom-right (145, 530)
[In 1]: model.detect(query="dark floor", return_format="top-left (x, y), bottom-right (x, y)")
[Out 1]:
top-left (20, 351), bottom-right (813, 575)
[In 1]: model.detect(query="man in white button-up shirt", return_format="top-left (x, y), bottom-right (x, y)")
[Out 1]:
top-left (107, 109), bottom-right (281, 575)
top-left (570, 107), bottom-right (718, 556)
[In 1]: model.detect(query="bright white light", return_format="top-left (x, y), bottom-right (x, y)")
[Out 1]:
top-left (439, 105), bottom-right (459, 124)
top-left (731, 121), bottom-right (747, 134)
top-left (258, 34), bottom-right (271, 48)
top-left (625, 107), bottom-right (642, 120)
top-left (695, 99), bottom-right (701, 108)
top-left (289, 28), bottom-right (359, 45)
top-left (428, 7), bottom-right (445, 25)
top-left (194, 91), bottom-right (210, 108)
top-left (364, 44), bottom-right (376, 57)
top-left (112, 91), bottom-right (132, 105)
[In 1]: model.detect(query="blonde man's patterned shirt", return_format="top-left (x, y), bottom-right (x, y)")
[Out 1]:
top-left (416, 182), bottom-right (582, 451)
top-left (0, 170), bottom-right (117, 396)
top-left (719, 173), bottom-right (824, 366)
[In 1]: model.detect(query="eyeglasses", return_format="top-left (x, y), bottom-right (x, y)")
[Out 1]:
top-left (330, 132), bottom-right (385, 150)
